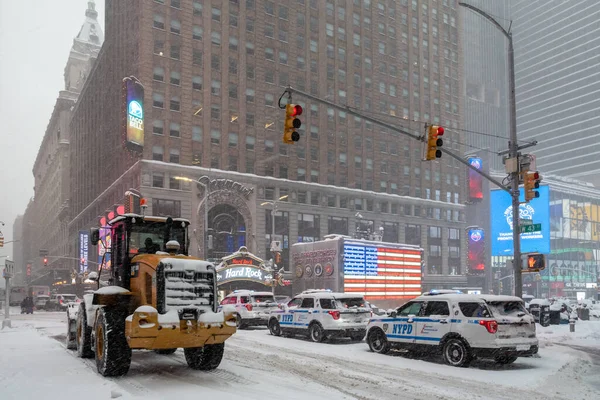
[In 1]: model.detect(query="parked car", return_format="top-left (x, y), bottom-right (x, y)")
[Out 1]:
top-left (219, 290), bottom-right (280, 329)
top-left (45, 294), bottom-right (80, 311)
top-left (34, 295), bottom-right (51, 310)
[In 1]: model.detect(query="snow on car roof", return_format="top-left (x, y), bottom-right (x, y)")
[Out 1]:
top-left (415, 293), bottom-right (524, 302)
top-left (298, 292), bottom-right (364, 299)
top-left (161, 258), bottom-right (214, 273)
top-left (228, 290), bottom-right (274, 296)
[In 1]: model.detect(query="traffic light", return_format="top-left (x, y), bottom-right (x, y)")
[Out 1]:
top-left (0, 236), bottom-right (4, 248)
top-left (425, 125), bottom-right (444, 160)
top-left (283, 104), bottom-right (302, 144)
top-left (43, 257), bottom-right (48, 267)
top-left (275, 252), bottom-right (282, 264)
top-left (526, 253), bottom-right (546, 271)
top-left (524, 170), bottom-right (542, 202)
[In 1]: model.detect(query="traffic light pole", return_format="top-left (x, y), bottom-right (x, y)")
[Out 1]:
top-left (282, 84), bottom-right (525, 296)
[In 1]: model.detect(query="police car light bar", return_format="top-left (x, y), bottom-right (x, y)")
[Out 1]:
top-left (424, 289), bottom-right (463, 296)
top-left (301, 289), bottom-right (332, 294)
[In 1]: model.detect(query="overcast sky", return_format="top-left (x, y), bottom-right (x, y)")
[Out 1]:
top-left (0, 0), bottom-right (105, 261)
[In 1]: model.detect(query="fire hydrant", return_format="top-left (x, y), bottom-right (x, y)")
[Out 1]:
top-left (569, 316), bottom-right (576, 333)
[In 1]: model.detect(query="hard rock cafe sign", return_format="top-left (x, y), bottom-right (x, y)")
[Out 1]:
top-left (216, 246), bottom-right (271, 285)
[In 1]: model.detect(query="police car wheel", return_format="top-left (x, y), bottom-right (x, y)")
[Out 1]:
top-left (309, 323), bottom-right (325, 343)
top-left (268, 319), bottom-right (282, 336)
top-left (367, 329), bottom-right (390, 354)
top-left (235, 314), bottom-right (246, 329)
top-left (442, 338), bottom-right (472, 367)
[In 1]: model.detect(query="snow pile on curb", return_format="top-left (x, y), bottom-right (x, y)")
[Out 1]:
top-left (537, 321), bottom-right (600, 348)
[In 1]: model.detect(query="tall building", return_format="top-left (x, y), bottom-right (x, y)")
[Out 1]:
top-left (461, 0), bottom-right (510, 170)
top-left (12, 215), bottom-right (24, 284)
top-left (511, 0), bottom-right (600, 182)
top-left (23, 1), bottom-right (103, 284)
top-left (68, 0), bottom-right (468, 292)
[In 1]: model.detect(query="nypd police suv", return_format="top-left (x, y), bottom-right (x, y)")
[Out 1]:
top-left (268, 289), bottom-right (370, 342)
top-left (366, 290), bottom-right (538, 367)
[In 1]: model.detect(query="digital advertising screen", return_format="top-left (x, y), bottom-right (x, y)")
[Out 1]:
top-left (122, 76), bottom-right (144, 152)
top-left (467, 157), bottom-right (483, 202)
top-left (79, 230), bottom-right (89, 274)
top-left (467, 228), bottom-right (485, 275)
top-left (490, 185), bottom-right (551, 256)
top-left (343, 242), bottom-right (422, 300)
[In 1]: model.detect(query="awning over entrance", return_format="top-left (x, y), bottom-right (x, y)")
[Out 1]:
top-left (215, 246), bottom-right (273, 287)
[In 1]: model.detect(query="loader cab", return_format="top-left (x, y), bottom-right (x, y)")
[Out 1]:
top-left (92, 214), bottom-right (190, 290)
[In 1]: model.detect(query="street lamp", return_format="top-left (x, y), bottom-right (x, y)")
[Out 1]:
top-left (175, 176), bottom-right (209, 259)
top-left (260, 195), bottom-right (288, 259)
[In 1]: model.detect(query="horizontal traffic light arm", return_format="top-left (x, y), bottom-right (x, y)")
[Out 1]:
top-left (281, 86), bottom-right (511, 194)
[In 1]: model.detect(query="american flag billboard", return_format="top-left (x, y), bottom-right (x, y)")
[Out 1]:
top-left (343, 241), bottom-right (423, 300)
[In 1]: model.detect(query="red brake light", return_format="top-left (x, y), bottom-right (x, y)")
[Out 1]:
top-left (328, 310), bottom-right (340, 320)
top-left (479, 320), bottom-right (498, 334)
top-left (292, 105), bottom-right (303, 117)
top-left (245, 303), bottom-right (253, 311)
top-left (59, 299), bottom-right (63, 304)
top-left (437, 126), bottom-right (445, 135)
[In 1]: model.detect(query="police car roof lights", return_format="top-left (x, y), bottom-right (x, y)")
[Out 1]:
top-left (424, 289), bottom-right (463, 296)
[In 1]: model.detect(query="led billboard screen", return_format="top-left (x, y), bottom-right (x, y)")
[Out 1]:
top-left (122, 76), bottom-right (144, 152)
top-left (468, 157), bottom-right (483, 202)
top-left (343, 243), bottom-right (422, 300)
top-left (490, 185), bottom-right (550, 256)
top-left (467, 228), bottom-right (485, 275)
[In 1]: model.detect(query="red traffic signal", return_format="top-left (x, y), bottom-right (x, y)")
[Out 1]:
top-left (436, 126), bottom-right (444, 135)
top-left (291, 105), bottom-right (303, 117)
top-left (43, 257), bottom-right (48, 267)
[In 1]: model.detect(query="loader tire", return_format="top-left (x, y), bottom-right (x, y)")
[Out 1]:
top-left (184, 343), bottom-right (225, 371)
top-left (66, 316), bottom-right (77, 350)
top-left (76, 304), bottom-right (93, 358)
top-left (95, 308), bottom-right (131, 377)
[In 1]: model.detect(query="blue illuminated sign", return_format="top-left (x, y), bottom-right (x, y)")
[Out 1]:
top-left (490, 185), bottom-right (550, 256)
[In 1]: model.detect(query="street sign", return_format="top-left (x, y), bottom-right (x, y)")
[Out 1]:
top-left (521, 219), bottom-right (533, 225)
top-left (520, 223), bottom-right (541, 233)
top-left (39, 249), bottom-right (49, 257)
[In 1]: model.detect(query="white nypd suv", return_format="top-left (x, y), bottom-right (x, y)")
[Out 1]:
top-left (365, 290), bottom-right (539, 367)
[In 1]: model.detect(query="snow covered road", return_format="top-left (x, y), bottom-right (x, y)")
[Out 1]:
top-left (0, 311), bottom-right (598, 400)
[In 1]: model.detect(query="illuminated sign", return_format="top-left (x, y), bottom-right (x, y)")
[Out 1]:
top-left (216, 247), bottom-right (271, 285)
top-left (343, 243), bottom-right (422, 299)
top-left (79, 230), bottom-right (89, 274)
top-left (467, 157), bottom-right (483, 202)
top-left (490, 185), bottom-right (550, 256)
top-left (122, 76), bottom-right (144, 152)
top-left (467, 228), bottom-right (485, 275)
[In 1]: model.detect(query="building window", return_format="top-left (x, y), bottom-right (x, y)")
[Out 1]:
top-left (297, 168), bottom-right (306, 181)
top-left (210, 129), bottom-right (220, 144)
top-left (211, 31), bottom-right (221, 45)
top-left (192, 126), bottom-right (202, 142)
top-left (193, 26), bottom-right (203, 40)
top-left (153, 15), bottom-right (165, 30)
top-left (246, 136), bottom-right (255, 150)
top-left (170, 71), bottom-right (181, 85)
top-left (152, 173), bottom-right (164, 188)
top-left (192, 76), bottom-right (202, 90)
top-left (170, 19), bottom-right (181, 34)
top-left (152, 146), bottom-right (163, 161)
top-left (152, 199), bottom-right (181, 217)
top-left (170, 96), bottom-right (180, 111)
top-left (328, 216), bottom-right (348, 235)
top-left (211, 7), bottom-right (221, 21)
top-left (153, 66), bottom-right (164, 81)
top-left (169, 122), bottom-right (180, 137)
top-left (152, 120), bottom-right (164, 135)
top-left (152, 93), bottom-right (164, 108)
top-left (405, 224), bottom-right (421, 246)
top-left (229, 133), bottom-right (238, 147)
top-left (170, 44), bottom-right (180, 59)
top-left (246, 88), bottom-right (255, 102)
top-left (298, 214), bottom-right (320, 242)
top-left (192, 49), bottom-right (202, 65)
top-left (169, 149), bottom-right (180, 163)
top-left (429, 226), bottom-right (442, 239)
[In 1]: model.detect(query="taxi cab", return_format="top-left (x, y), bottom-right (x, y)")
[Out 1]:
top-left (366, 290), bottom-right (538, 367)
top-left (268, 289), bottom-right (370, 342)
